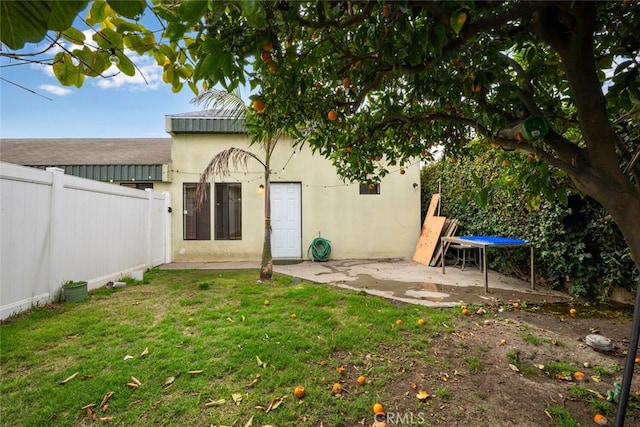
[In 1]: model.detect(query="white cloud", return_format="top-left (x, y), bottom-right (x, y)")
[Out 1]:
top-left (93, 54), bottom-right (164, 91)
top-left (38, 84), bottom-right (72, 96)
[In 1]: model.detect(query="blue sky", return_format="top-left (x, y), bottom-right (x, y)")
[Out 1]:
top-left (0, 7), bottom-right (249, 140)
top-left (1, 45), bottom-right (206, 139)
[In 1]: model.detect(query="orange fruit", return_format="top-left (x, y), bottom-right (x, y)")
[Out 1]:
top-left (328, 110), bottom-right (338, 121)
top-left (357, 375), bottom-right (366, 385)
top-left (311, 32), bottom-right (319, 39)
top-left (417, 319), bottom-right (425, 326)
top-left (294, 385), bottom-right (305, 398)
top-left (268, 63), bottom-right (276, 73)
top-left (382, 5), bottom-right (391, 17)
top-left (512, 302), bottom-right (519, 309)
top-left (635, 357), bottom-right (640, 364)
top-left (373, 402), bottom-right (384, 414)
top-left (336, 366), bottom-right (345, 374)
top-left (260, 50), bottom-right (272, 62)
top-left (253, 100), bottom-right (265, 113)
top-left (399, 169), bottom-right (406, 175)
top-left (263, 41), bottom-right (273, 52)
top-left (569, 308), bottom-right (577, 316)
top-left (372, 422), bottom-right (388, 427)
top-left (290, 313), bottom-right (297, 319)
top-left (368, 184), bottom-right (376, 190)
top-left (263, 299), bottom-right (270, 306)
top-left (375, 155), bottom-right (382, 161)
top-left (573, 371), bottom-right (585, 381)
top-left (395, 319), bottom-right (403, 326)
top-left (343, 77), bottom-right (351, 88)
top-left (389, 160), bottom-right (396, 166)
top-left (502, 159), bottom-right (510, 166)
top-left (332, 382), bottom-right (341, 393)
top-left (593, 414), bottom-right (607, 425)
top-left (461, 308), bottom-right (469, 316)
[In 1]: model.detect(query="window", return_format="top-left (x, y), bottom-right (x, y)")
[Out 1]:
top-left (183, 183), bottom-right (210, 240)
top-left (215, 183), bottom-right (242, 240)
top-left (359, 183), bottom-right (380, 195)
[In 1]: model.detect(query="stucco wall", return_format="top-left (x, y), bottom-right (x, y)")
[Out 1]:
top-left (166, 132), bottom-right (421, 262)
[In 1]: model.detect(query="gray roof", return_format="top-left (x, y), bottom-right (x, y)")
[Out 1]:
top-left (166, 109), bottom-right (247, 134)
top-left (0, 138), bottom-right (171, 166)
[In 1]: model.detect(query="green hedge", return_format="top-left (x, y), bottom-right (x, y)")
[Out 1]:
top-left (421, 144), bottom-right (638, 302)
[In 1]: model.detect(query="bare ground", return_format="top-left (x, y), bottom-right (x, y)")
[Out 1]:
top-left (355, 296), bottom-right (640, 427)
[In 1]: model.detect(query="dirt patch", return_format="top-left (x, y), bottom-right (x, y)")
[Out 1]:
top-left (374, 304), bottom-right (639, 427)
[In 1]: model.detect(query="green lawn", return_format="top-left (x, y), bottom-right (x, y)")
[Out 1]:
top-left (0, 269), bottom-right (454, 426)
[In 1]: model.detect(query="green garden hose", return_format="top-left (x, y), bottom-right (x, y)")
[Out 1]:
top-left (308, 237), bottom-right (331, 262)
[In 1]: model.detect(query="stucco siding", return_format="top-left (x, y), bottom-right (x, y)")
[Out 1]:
top-left (167, 133), bottom-right (421, 262)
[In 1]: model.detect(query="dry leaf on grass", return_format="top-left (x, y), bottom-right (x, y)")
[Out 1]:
top-left (245, 374), bottom-right (262, 389)
top-left (255, 396), bottom-right (287, 413)
top-left (232, 393), bottom-right (243, 405)
top-left (130, 376), bottom-right (142, 386)
top-left (60, 372), bottom-right (79, 385)
top-left (140, 347), bottom-right (149, 358)
top-left (204, 399), bottom-right (226, 407)
top-left (243, 415), bottom-right (253, 427)
top-left (100, 391), bottom-right (114, 408)
top-left (256, 355), bottom-right (267, 369)
top-left (187, 370), bottom-right (203, 375)
top-left (99, 416), bottom-right (113, 423)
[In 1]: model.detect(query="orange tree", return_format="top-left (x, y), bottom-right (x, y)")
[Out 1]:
top-left (2, 0), bottom-right (639, 276)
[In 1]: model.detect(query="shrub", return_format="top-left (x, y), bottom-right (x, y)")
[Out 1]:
top-left (421, 142), bottom-right (638, 301)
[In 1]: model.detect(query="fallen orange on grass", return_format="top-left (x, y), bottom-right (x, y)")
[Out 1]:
top-left (417, 319), bottom-right (426, 326)
top-left (332, 383), bottom-right (341, 393)
top-left (395, 319), bottom-right (403, 326)
top-left (593, 414), bottom-right (607, 425)
top-left (373, 402), bottom-right (384, 414)
top-left (357, 376), bottom-right (366, 385)
top-left (336, 366), bottom-right (345, 374)
top-left (290, 313), bottom-right (297, 319)
top-left (294, 385), bottom-right (305, 398)
top-left (574, 371), bottom-right (585, 381)
top-left (263, 300), bottom-right (270, 306)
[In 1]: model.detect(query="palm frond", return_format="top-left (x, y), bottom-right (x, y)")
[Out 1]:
top-left (191, 88), bottom-right (247, 121)
top-left (196, 147), bottom-right (267, 209)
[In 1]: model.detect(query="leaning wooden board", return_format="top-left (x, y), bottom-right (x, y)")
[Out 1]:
top-left (413, 195), bottom-right (446, 266)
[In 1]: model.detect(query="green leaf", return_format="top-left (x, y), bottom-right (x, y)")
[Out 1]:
top-left (238, 0), bottom-right (268, 29)
top-left (61, 27), bottom-right (86, 45)
top-left (106, 0), bottom-right (146, 19)
top-left (53, 52), bottom-right (79, 86)
top-left (0, 0), bottom-right (87, 49)
top-left (93, 27), bottom-right (123, 50)
top-left (87, 0), bottom-right (107, 25)
top-left (556, 187), bottom-right (569, 207)
top-left (449, 11), bottom-right (467, 35)
top-left (115, 52), bottom-right (136, 76)
top-left (178, 0), bottom-right (209, 24)
top-left (73, 47), bottom-right (108, 77)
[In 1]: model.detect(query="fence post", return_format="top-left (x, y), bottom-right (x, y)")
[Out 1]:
top-left (145, 189), bottom-right (153, 268)
top-left (163, 191), bottom-right (172, 264)
top-left (46, 168), bottom-right (65, 300)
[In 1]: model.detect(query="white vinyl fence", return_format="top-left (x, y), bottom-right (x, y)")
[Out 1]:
top-left (0, 162), bottom-right (171, 319)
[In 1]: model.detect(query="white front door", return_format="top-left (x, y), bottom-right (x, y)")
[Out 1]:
top-left (270, 183), bottom-right (301, 259)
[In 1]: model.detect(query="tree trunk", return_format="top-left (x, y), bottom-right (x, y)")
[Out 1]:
top-left (260, 168), bottom-right (273, 281)
top-left (534, 2), bottom-right (640, 274)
